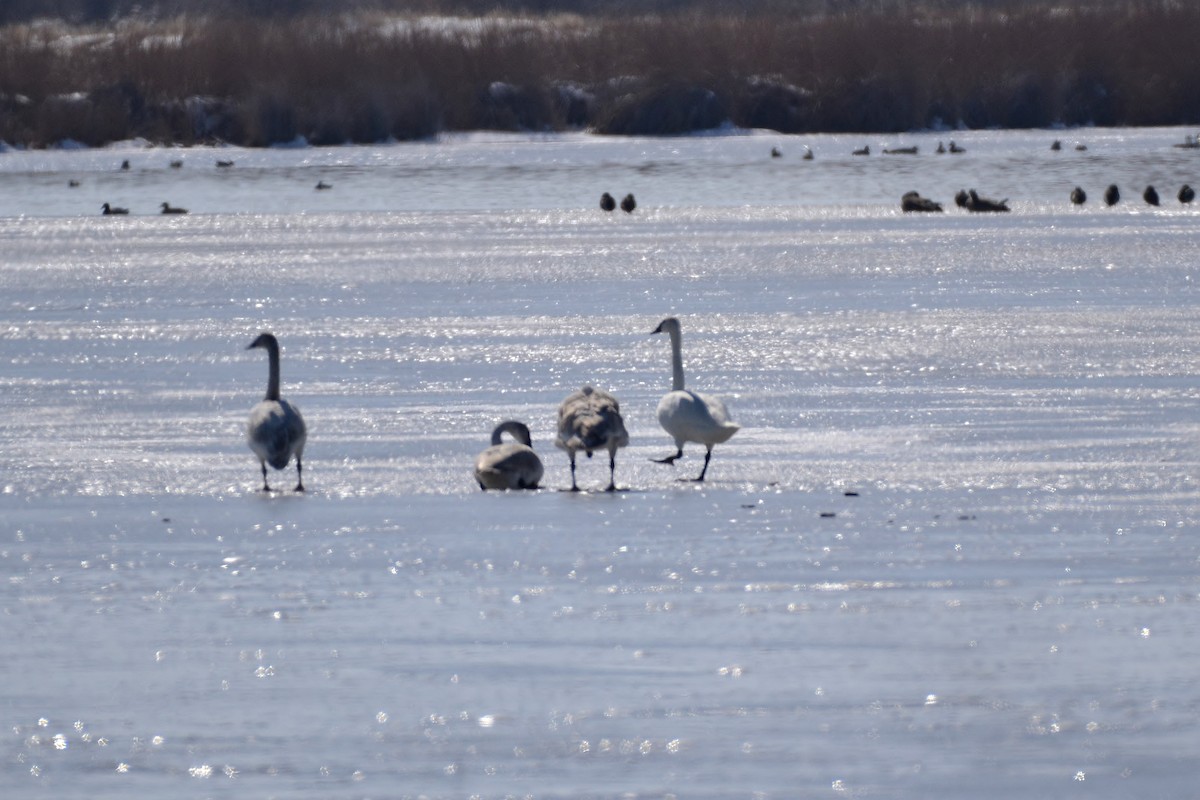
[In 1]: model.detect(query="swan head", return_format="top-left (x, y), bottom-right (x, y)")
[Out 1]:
top-left (492, 420), bottom-right (533, 448)
top-left (651, 317), bottom-right (681, 336)
top-left (247, 332), bottom-right (279, 351)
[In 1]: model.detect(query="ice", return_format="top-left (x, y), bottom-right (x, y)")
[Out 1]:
top-left (2, 128), bottom-right (1200, 798)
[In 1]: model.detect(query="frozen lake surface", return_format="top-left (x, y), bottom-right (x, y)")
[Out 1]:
top-left (3, 127), bottom-right (1200, 798)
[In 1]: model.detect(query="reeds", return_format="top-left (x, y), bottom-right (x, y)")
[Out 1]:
top-left (1, 3), bottom-right (1197, 147)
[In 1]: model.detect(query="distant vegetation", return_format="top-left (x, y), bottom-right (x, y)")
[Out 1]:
top-left (1, 1), bottom-right (1197, 148)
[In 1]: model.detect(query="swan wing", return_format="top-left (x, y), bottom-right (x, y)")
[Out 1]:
top-left (248, 399), bottom-right (307, 469)
top-left (475, 443), bottom-right (545, 489)
top-left (657, 390), bottom-right (739, 447)
top-left (556, 386), bottom-right (630, 454)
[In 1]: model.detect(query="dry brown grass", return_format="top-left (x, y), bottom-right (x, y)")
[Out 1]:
top-left (1, 3), bottom-right (1198, 147)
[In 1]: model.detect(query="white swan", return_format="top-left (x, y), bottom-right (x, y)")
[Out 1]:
top-left (650, 317), bottom-right (739, 482)
top-left (555, 386), bottom-right (629, 491)
top-left (475, 420), bottom-right (544, 490)
top-left (246, 332), bottom-right (307, 492)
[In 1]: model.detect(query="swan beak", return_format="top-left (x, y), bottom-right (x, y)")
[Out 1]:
top-left (650, 323), bottom-right (664, 335)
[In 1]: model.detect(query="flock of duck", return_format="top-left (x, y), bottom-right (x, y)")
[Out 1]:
top-left (769, 135), bottom-right (1197, 214)
top-left (245, 318), bottom-right (739, 494)
top-left (90, 158), bottom-right (332, 215)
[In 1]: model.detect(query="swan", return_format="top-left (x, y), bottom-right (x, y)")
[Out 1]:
top-left (965, 190), bottom-right (1009, 213)
top-left (901, 191), bottom-right (942, 212)
top-left (101, 202), bottom-right (128, 215)
top-left (161, 201), bottom-right (188, 214)
top-left (474, 420), bottom-right (544, 490)
top-left (649, 317), bottom-right (739, 482)
top-left (246, 332), bottom-right (307, 492)
top-left (600, 192), bottom-right (616, 212)
top-left (555, 386), bottom-right (629, 492)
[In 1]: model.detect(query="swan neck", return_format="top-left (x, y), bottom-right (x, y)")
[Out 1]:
top-left (264, 342), bottom-right (281, 401)
top-left (668, 328), bottom-right (685, 391)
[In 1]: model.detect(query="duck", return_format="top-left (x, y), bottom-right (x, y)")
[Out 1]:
top-left (315, 180), bottom-right (332, 190)
top-left (245, 332), bottom-right (307, 492)
top-left (936, 141), bottom-right (946, 154)
top-left (1070, 186), bottom-right (1087, 205)
top-left (802, 146), bottom-right (814, 160)
top-left (900, 191), bottom-right (943, 213)
top-left (474, 421), bottom-right (544, 490)
top-left (1050, 139), bottom-right (1062, 151)
top-left (1143, 185), bottom-right (1160, 206)
top-left (852, 145), bottom-right (870, 156)
top-left (949, 140), bottom-right (966, 154)
top-left (954, 189), bottom-right (969, 208)
top-left (169, 159), bottom-right (183, 169)
top-left (1104, 184), bottom-right (1120, 206)
top-left (555, 386), bottom-right (629, 492)
top-left (883, 145), bottom-right (918, 155)
top-left (770, 146), bottom-right (782, 158)
top-left (101, 202), bottom-right (129, 215)
top-left (649, 317), bottom-right (739, 482)
top-left (160, 201), bottom-right (188, 214)
top-left (68, 179), bottom-right (81, 187)
top-left (1179, 184), bottom-right (1195, 204)
top-left (216, 159), bottom-right (235, 168)
top-left (620, 193), bottom-right (637, 213)
top-left (600, 192), bottom-right (616, 212)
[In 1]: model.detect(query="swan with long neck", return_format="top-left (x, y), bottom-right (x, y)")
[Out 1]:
top-left (555, 386), bottom-right (629, 491)
top-left (246, 332), bottom-right (307, 492)
top-left (650, 317), bottom-right (738, 482)
top-left (475, 420), bottom-right (544, 490)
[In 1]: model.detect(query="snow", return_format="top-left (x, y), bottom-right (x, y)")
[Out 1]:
top-left (2, 127), bottom-right (1200, 798)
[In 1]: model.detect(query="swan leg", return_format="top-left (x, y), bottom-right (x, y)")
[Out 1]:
top-left (259, 461), bottom-right (271, 492)
top-left (605, 454), bottom-right (618, 492)
top-left (690, 448), bottom-right (713, 483)
top-left (653, 448), bottom-right (683, 465)
top-left (294, 458), bottom-right (305, 492)
top-left (569, 454), bottom-right (580, 492)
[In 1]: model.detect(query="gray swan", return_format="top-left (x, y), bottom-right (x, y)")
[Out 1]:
top-left (650, 317), bottom-right (739, 482)
top-left (475, 421), bottom-right (544, 490)
top-left (246, 332), bottom-right (307, 492)
top-left (555, 386), bottom-right (629, 492)
top-left (965, 190), bottom-right (1009, 213)
top-left (901, 191), bottom-right (943, 212)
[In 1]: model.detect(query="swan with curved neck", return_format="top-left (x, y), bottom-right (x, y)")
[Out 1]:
top-left (475, 420), bottom-right (544, 490)
top-left (650, 317), bottom-right (738, 482)
top-left (246, 332), bottom-right (307, 492)
top-left (555, 386), bottom-right (629, 491)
